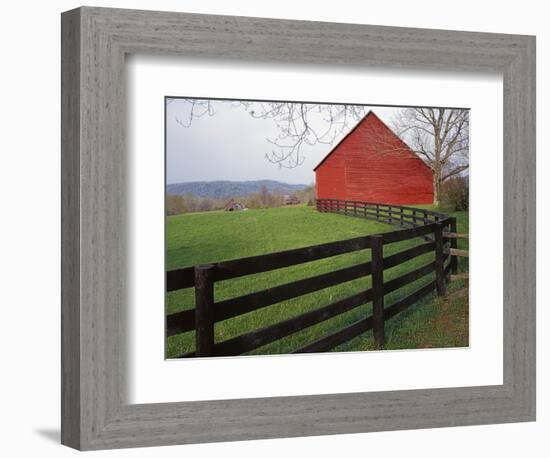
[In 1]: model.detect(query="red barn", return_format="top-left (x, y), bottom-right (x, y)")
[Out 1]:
top-left (314, 111), bottom-right (434, 205)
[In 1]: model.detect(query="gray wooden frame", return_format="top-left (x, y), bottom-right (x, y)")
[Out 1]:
top-left (61, 6), bottom-right (536, 450)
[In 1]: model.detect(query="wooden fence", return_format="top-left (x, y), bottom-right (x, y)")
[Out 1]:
top-left (316, 198), bottom-right (447, 228)
top-left (166, 200), bottom-right (459, 357)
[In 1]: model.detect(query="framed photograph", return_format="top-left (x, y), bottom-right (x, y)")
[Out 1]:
top-left (164, 99), bottom-right (469, 360)
top-left (61, 6), bottom-right (535, 450)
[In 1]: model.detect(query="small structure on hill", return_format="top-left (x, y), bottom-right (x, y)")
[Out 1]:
top-left (314, 111), bottom-right (434, 205)
top-left (224, 199), bottom-right (246, 211)
top-left (284, 195), bottom-right (300, 205)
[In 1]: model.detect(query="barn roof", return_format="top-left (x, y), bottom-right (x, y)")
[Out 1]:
top-left (312, 110), bottom-right (432, 173)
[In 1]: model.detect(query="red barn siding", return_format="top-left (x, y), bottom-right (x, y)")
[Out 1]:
top-left (314, 111), bottom-right (433, 205)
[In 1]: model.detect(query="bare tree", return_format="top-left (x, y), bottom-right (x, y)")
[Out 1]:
top-left (259, 185), bottom-right (270, 207)
top-left (392, 108), bottom-right (469, 204)
top-left (174, 99), bottom-right (216, 128)
top-left (240, 102), bottom-right (368, 169)
top-left (170, 99), bottom-right (468, 204)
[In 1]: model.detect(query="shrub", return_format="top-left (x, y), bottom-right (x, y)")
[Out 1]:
top-left (441, 176), bottom-right (469, 211)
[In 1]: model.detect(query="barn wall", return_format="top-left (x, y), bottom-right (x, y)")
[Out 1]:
top-left (315, 112), bottom-right (434, 205)
top-left (315, 148), bottom-right (347, 201)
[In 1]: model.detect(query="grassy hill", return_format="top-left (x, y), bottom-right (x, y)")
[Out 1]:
top-left (166, 205), bottom-right (469, 357)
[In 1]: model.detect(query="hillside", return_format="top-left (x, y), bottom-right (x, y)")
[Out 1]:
top-left (165, 205), bottom-right (469, 357)
top-left (166, 180), bottom-right (309, 199)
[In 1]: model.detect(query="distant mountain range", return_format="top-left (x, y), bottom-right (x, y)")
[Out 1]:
top-left (166, 180), bottom-right (309, 199)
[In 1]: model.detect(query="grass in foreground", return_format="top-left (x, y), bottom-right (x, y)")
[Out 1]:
top-left (166, 204), bottom-right (469, 357)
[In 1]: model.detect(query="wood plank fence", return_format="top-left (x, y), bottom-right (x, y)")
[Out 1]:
top-left (316, 198), bottom-right (448, 229)
top-left (166, 199), bottom-right (461, 357)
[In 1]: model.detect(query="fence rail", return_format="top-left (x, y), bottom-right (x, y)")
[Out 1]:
top-left (316, 198), bottom-right (447, 228)
top-left (167, 199), bottom-right (460, 357)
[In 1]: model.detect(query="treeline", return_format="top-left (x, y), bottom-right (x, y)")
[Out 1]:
top-left (294, 186), bottom-right (315, 206)
top-left (166, 194), bottom-right (223, 215)
top-left (167, 185), bottom-right (316, 216)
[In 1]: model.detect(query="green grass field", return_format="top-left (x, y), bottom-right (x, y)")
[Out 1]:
top-left (166, 204), bottom-right (469, 357)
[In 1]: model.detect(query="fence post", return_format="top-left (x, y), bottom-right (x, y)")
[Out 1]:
top-left (399, 207), bottom-right (404, 226)
top-left (376, 204), bottom-right (380, 221)
top-left (450, 217), bottom-right (458, 274)
top-left (434, 223), bottom-right (446, 296)
top-left (195, 264), bottom-right (215, 357)
top-left (371, 235), bottom-right (385, 349)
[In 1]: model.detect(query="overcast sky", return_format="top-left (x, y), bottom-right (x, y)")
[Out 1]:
top-left (166, 99), bottom-right (405, 185)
